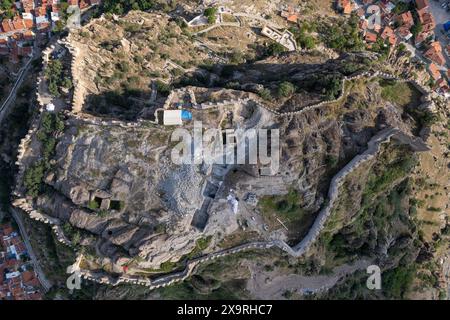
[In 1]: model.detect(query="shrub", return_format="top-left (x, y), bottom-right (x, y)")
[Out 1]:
top-left (204, 7), bottom-right (218, 24)
top-left (266, 42), bottom-right (286, 56)
top-left (88, 200), bottom-right (99, 210)
top-left (155, 80), bottom-right (171, 95)
top-left (277, 81), bottom-right (295, 97)
top-left (258, 87), bottom-right (272, 101)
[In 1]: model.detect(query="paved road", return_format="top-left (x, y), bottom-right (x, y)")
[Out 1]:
top-left (9, 207), bottom-right (52, 292)
top-left (0, 56), bottom-right (34, 123)
top-left (429, 0), bottom-right (450, 67)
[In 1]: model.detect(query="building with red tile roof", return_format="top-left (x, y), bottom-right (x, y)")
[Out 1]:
top-left (415, 0), bottom-right (429, 10)
top-left (414, 31), bottom-right (432, 47)
top-left (417, 7), bottom-right (435, 33)
top-left (428, 63), bottom-right (441, 80)
top-left (1, 20), bottom-right (13, 33)
top-left (380, 26), bottom-right (397, 46)
top-left (336, 0), bottom-right (353, 15)
top-left (396, 25), bottom-right (413, 40)
top-left (424, 41), bottom-right (446, 66)
top-left (397, 11), bottom-right (414, 28)
top-left (365, 31), bottom-right (378, 43)
top-left (21, 271), bottom-right (35, 283)
top-left (12, 17), bottom-right (25, 30)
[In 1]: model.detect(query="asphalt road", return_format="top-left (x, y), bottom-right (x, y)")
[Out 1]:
top-left (9, 207), bottom-right (52, 292)
top-left (429, 0), bottom-right (450, 66)
top-left (0, 56), bottom-right (34, 123)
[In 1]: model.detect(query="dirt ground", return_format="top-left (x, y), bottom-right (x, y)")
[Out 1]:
top-left (413, 131), bottom-right (450, 243)
top-left (246, 259), bottom-right (372, 299)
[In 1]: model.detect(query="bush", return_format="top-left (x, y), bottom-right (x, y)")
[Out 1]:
top-left (204, 7), bottom-right (218, 24)
top-left (258, 87), bottom-right (272, 101)
top-left (155, 80), bottom-right (172, 95)
top-left (303, 74), bottom-right (343, 100)
top-left (290, 26), bottom-right (316, 50)
top-left (266, 42), bottom-right (286, 56)
top-left (277, 81), bottom-right (295, 97)
top-left (88, 200), bottom-right (99, 210)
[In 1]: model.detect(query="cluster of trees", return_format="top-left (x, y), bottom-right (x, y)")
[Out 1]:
top-left (0, 0), bottom-right (15, 20)
top-left (289, 23), bottom-right (316, 50)
top-left (45, 60), bottom-right (72, 97)
top-left (24, 113), bottom-right (65, 197)
top-left (302, 74), bottom-right (343, 100)
top-left (320, 14), bottom-right (364, 52)
top-left (369, 38), bottom-right (391, 60)
top-left (101, 0), bottom-right (156, 14)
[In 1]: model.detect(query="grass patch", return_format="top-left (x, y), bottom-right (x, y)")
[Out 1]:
top-left (379, 80), bottom-right (421, 108)
top-left (260, 189), bottom-right (302, 222)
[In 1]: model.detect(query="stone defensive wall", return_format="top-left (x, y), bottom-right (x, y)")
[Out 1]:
top-left (10, 39), bottom-right (435, 289)
top-left (12, 41), bottom-right (75, 249)
top-left (72, 125), bottom-right (429, 288)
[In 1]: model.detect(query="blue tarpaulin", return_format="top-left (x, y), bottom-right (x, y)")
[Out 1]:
top-left (181, 110), bottom-right (192, 120)
top-left (444, 21), bottom-right (450, 32)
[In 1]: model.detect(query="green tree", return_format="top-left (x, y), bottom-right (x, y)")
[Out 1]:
top-left (410, 21), bottom-right (422, 37)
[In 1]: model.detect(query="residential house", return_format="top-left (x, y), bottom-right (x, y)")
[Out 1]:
top-left (21, 0), bottom-right (35, 13)
top-left (336, 0), bottom-right (353, 15)
top-left (397, 11), bottom-right (414, 28)
top-left (365, 31), bottom-right (378, 43)
top-left (22, 12), bottom-right (34, 29)
top-left (380, 26), bottom-right (397, 46)
top-left (428, 62), bottom-right (441, 81)
top-left (396, 25), bottom-right (413, 40)
top-left (280, 6), bottom-right (299, 23)
top-left (424, 41), bottom-right (446, 66)
top-left (381, 1), bottom-right (396, 14)
top-left (415, 0), bottom-right (429, 10)
top-left (435, 78), bottom-right (449, 93)
top-left (1, 20), bottom-right (14, 33)
top-left (415, 31), bottom-right (433, 47)
top-left (417, 7), bottom-right (435, 33)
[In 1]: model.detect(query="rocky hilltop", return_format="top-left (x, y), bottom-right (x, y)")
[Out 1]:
top-left (11, 6), bottom-right (450, 300)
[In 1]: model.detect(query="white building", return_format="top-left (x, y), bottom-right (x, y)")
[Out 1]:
top-left (163, 110), bottom-right (183, 125)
